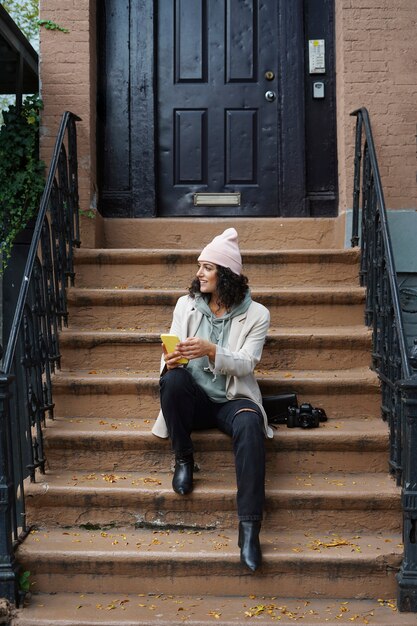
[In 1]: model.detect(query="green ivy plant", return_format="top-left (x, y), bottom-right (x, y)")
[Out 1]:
top-left (18, 570), bottom-right (31, 593)
top-left (0, 95), bottom-right (45, 272)
top-left (37, 19), bottom-right (69, 33)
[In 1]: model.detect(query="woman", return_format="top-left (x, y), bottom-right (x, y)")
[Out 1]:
top-left (152, 228), bottom-right (272, 571)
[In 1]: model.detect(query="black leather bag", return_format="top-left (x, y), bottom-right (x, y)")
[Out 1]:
top-left (262, 393), bottom-right (298, 425)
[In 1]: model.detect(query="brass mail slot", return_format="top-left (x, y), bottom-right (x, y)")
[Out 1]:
top-left (193, 192), bottom-right (241, 207)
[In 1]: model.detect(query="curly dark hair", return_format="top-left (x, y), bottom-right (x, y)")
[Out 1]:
top-left (189, 265), bottom-right (249, 310)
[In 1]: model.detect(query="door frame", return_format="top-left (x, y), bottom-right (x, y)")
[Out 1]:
top-left (131, 0), bottom-right (156, 216)
top-left (276, 0), bottom-right (307, 216)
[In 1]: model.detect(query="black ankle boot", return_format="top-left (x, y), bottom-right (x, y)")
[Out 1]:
top-left (172, 454), bottom-right (194, 495)
top-left (238, 521), bottom-right (262, 571)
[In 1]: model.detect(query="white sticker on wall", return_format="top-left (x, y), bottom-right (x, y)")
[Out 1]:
top-left (309, 39), bottom-right (325, 74)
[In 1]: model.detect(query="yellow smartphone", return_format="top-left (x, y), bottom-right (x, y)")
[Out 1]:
top-left (160, 334), bottom-right (188, 364)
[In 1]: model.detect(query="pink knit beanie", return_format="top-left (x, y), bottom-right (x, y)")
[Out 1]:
top-left (198, 228), bottom-right (242, 275)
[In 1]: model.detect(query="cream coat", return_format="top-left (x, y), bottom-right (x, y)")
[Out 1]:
top-left (152, 294), bottom-right (274, 439)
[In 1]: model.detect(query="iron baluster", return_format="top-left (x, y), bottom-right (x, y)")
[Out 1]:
top-left (41, 219), bottom-right (61, 375)
top-left (397, 375), bottom-right (417, 611)
top-left (8, 353), bottom-right (27, 544)
top-left (34, 255), bottom-right (54, 418)
top-left (0, 374), bottom-right (20, 604)
top-left (50, 181), bottom-right (66, 327)
top-left (351, 113), bottom-right (362, 247)
top-left (67, 117), bottom-right (80, 252)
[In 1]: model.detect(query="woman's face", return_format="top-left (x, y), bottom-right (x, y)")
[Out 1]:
top-left (196, 261), bottom-right (218, 295)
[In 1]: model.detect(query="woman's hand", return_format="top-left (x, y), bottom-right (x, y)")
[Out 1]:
top-left (162, 346), bottom-right (185, 370)
top-left (178, 337), bottom-right (216, 362)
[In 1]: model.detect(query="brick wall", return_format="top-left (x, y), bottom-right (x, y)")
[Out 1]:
top-left (39, 0), bottom-right (417, 240)
top-left (39, 0), bottom-right (99, 246)
top-left (336, 0), bottom-right (417, 210)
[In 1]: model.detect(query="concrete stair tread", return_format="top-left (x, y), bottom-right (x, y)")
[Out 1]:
top-left (52, 367), bottom-right (379, 388)
top-left (69, 286), bottom-right (365, 298)
top-left (60, 326), bottom-right (372, 341)
top-left (26, 469), bottom-right (400, 501)
top-left (73, 246), bottom-right (360, 289)
top-left (74, 247), bottom-right (360, 261)
top-left (53, 366), bottom-right (377, 380)
top-left (100, 217), bottom-right (346, 250)
top-left (12, 593), bottom-right (412, 626)
top-left (66, 286), bottom-right (366, 319)
top-left (44, 415), bottom-right (388, 448)
top-left (43, 417), bottom-right (390, 475)
top-left (16, 525), bottom-right (403, 596)
top-left (59, 327), bottom-right (372, 373)
top-left (256, 366), bottom-right (378, 382)
top-left (51, 367), bottom-right (380, 420)
top-left (18, 526), bottom-right (402, 563)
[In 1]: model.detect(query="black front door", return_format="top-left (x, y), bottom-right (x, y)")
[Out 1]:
top-left (157, 0), bottom-right (294, 216)
top-left (97, 0), bottom-right (337, 218)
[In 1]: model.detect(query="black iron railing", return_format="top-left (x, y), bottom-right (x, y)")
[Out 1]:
top-left (0, 111), bottom-right (80, 605)
top-left (351, 107), bottom-right (417, 612)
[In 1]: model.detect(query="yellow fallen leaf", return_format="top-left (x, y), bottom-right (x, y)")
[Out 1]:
top-left (308, 537), bottom-right (358, 550)
top-left (143, 477), bottom-right (162, 485)
top-left (245, 604), bottom-right (267, 617)
top-left (104, 474), bottom-right (116, 482)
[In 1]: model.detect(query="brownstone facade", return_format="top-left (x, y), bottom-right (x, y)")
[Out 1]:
top-left (335, 0), bottom-right (417, 211)
top-left (40, 0), bottom-right (99, 245)
top-left (39, 0), bottom-right (417, 245)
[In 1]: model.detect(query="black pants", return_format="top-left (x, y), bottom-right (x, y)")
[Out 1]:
top-left (159, 367), bottom-right (265, 521)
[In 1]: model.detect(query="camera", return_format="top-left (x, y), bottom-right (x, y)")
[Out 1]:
top-left (287, 403), bottom-right (327, 429)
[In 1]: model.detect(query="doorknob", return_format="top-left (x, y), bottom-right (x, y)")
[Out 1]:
top-left (265, 90), bottom-right (276, 102)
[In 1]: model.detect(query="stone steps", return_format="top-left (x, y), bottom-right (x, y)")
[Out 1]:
top-left (13, 592), bottom-right (415, 625)
top-left (73, 248), bottom-right (360, 288)
top-left (59, 326), bottom-right (372, 371)
top-left (67, 286), bottom-right (366, 330)
top-left (51, 367), bottom-right (380, 419)
top-left (24, 469), bottom-right (400, 532)
top-left (43, 416), bottom-right (389, 474)
top-left (100, 217), bottom-right (345, 250)
top-left (16, 527), bottom-right (402, 598)
top-left (13, 216), bottom-right (406, 625)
